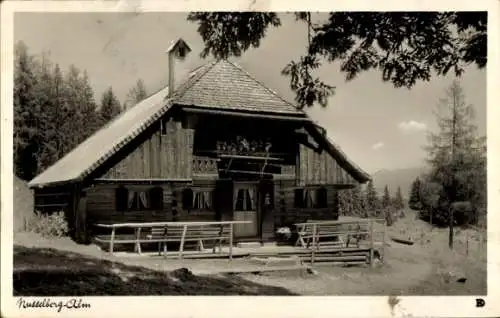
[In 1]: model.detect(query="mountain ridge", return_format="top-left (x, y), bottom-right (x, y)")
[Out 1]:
top-left (370, 166), bottom-right (428, 199)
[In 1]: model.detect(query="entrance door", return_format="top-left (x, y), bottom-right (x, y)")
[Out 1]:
top-left (233, 183), bottom-right (258, 238)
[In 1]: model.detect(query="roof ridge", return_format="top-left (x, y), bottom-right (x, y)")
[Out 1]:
top-left (225, 59), bottom-right (303, 114)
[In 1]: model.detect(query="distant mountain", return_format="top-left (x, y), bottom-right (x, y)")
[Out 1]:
top-left (371, 167), bottom-right (428, 200)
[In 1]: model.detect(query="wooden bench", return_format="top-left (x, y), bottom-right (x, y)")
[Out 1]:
top-left (294, 219), bottom-right (371, 249)
top-left (94, 221), bottom-right (251, 260)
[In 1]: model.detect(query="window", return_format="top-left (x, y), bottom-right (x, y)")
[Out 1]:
top-left (182, 188), bottom-right (194, 210)
top-left (115, 186), bottom-right (128, 211)
top-left (316, 187), bottom-right (328, 208)
top-left (129, 191), bottom-right (149, 210)
top-left (303, 189), bottom-right (315, 208)
top-left (294, 189), bottom-right (304, 208)
top-left (234, 188), bottom-right (255, 211)
top-left (294, 188), bottom-right (326, 208)
top-left (149, 187), bottom-right (164, 210)
top-left (192, 190), bottom-right (212, 210)
top-left (115, 186), bottom-right (164, 211)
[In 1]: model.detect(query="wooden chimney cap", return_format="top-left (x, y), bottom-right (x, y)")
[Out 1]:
top-left (166, 38), bottom-right (192, 60)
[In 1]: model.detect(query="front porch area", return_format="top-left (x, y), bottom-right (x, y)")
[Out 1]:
top-left (93, 217), bottom-right (387, 267)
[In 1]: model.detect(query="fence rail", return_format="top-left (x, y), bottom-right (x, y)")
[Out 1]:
top-left (94, 220), bottom-right (251, 260)
top-left (294, 218), bottom-right (386, 266)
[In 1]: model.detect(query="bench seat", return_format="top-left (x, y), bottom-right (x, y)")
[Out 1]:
top-left (295, 220), bottom-right (371, 249)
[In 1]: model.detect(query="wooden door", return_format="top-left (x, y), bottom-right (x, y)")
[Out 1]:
top-left (233, 183), bottom-right (258, 238)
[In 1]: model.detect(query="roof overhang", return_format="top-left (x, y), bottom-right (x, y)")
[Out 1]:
top-left (181, 106), bottom-right (311, 123)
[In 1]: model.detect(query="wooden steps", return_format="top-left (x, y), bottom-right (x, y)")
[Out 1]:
top-left (250, 247), bottom-right (372, 265)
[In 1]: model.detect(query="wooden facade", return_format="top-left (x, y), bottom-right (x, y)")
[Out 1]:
top-left (29, 59), bottom-right (369, 245)
top-left (101, 118), bottom-right (194, 180)
top-left (75, 111), bottom-right (359, 242)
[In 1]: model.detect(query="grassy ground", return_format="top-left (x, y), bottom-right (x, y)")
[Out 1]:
top-left (12, 175), bottom-right (487, 296)
top-left (238, 210), bottom-right (487, 295)
top-left (13, 245), bottom-right (296, 296)
top-left (13, 212), bottom-right (487, 296)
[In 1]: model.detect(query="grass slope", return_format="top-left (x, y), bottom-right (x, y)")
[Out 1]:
top-left (13, 245), bottom-right (297, 296)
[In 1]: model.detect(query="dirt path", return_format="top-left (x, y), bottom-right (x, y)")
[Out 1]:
top-left (239, 245), bottom-right (435, 295)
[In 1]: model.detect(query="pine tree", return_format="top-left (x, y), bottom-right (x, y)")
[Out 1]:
top-left (424, 80), bottom-right (486, 237)
top-left (382, 185), bottom-right (391, 208)
top-left (125, 79), bottom-right (148, 110)
top-left (51, 64), bottom-right (71, 160)
top-left (393, 186), bottom-right (404, 210)
top-left (408, 177), bottom-right (422, 210)
top-left (33, 52), bottom-right (58, 173)
top-left (13, 41), bottom-right (102, 177)
top-left (365, 180), bottom-right (379, 216)
top-left (100, 87), bottom-right (122, 123)
top-left (14, 41), bottom-right (41, 180)
top-left (352, 185), bottom-right (367, 218)
top-left (419, 179), bottom-right (443, 225)
top-left (64, 65), bottom-right (86, 151)
top-left (79, 70), bottom-right (100, 140)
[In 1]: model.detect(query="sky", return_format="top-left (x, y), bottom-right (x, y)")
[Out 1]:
top-left (14, 12), bottom-right (487, 174)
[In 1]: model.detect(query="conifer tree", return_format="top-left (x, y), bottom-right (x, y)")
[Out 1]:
top-left (393, 186), bottom-right (405, 210)
top-left (424, 80), bottom-right (486, 246)
top-left (14, 41), bottom-right (41, 180)
top-left (382, 185), bottom-right (391, 208)
top-left (125, 79), bottom-right (148, 110)
top-left (34, 52), bottom-right (58, 172)
top-left (365, 180), bottom-right (379, 216)
top-left (79, 70), bottom-right (100, 139)
top-left (408, 177), bottom-right (423, 210)
top-left (100, 87), bottom-right (122, 123)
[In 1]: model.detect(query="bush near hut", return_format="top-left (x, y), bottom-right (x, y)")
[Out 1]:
top-left (25, 211), bottom-right (69, 238)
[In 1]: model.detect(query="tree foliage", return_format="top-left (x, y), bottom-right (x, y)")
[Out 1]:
top-left (338, 185), bottom-right (367, 218)
top-left (421, 80), bottom-right (486, 226)
top-left (364, 180), bottom-right (380, 216)
top-left (393, 186), bottom-right (405, 210)
top-left (381, 185), bottom-right (391, 208)
top-left (14, 41), bottom-right (41, 180)
top-left (188, 12), bottom-right (486, 108)
top-left (408, 177), bottom-right (423, 210)
top-left (100, 87), bottom-right (122, 123)
top-left (125, 79), bottom-right (148, 110)
top-left (14, 41), bottom-right (120, 180)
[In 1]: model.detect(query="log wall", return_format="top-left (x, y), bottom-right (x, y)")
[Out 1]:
top-left (297, 144), bottom-right (358, 186)
top-left (101, 118), bottom-right (194, 180)
top-left (273, 180), bottom-right (339, 229)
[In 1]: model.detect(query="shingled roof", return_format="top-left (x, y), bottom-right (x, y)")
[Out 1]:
top-left (28, 59), bottom-right (370, 188)
top-left (175, 59), bottom-right (302, 114)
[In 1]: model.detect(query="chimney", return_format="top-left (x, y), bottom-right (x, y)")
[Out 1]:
top-left (166, 38), bottom-right (192, 98)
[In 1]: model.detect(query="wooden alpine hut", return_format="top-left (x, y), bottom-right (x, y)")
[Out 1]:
top-left (28, 39), bottom-right (371, 251)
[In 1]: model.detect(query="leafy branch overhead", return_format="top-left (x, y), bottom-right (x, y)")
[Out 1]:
top-left (187, 12), bottom-right (486, 109)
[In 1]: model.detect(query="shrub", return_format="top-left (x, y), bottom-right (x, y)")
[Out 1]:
top-left (25, 211), bottom-right (69, 237)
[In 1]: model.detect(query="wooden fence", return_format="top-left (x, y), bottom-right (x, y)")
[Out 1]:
top-left (294, 218), bottom-right (386, 266)
top-left (94, 220), bottom-right (251, 260)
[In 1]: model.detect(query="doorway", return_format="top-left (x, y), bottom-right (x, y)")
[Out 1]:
top-left (233, 183), bottom-right (258, 238)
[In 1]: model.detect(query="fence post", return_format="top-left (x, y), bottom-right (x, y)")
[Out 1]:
top-left (135, 227), bottom-right (142, 255)
top-left (466, 230), bottom-right (469, 256)
top-left (110, 227), bottom-right (116, 255)
top-left (179, 224), bottom-right (187, 260)
top-left (311, 223), bottom-right (317, 265)
top-left (369, 219), bottom-right (374, 267)
top-left (229, 223), bottom-right (234, 261)
top-left (381, 219), bottom-right (386, 262)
